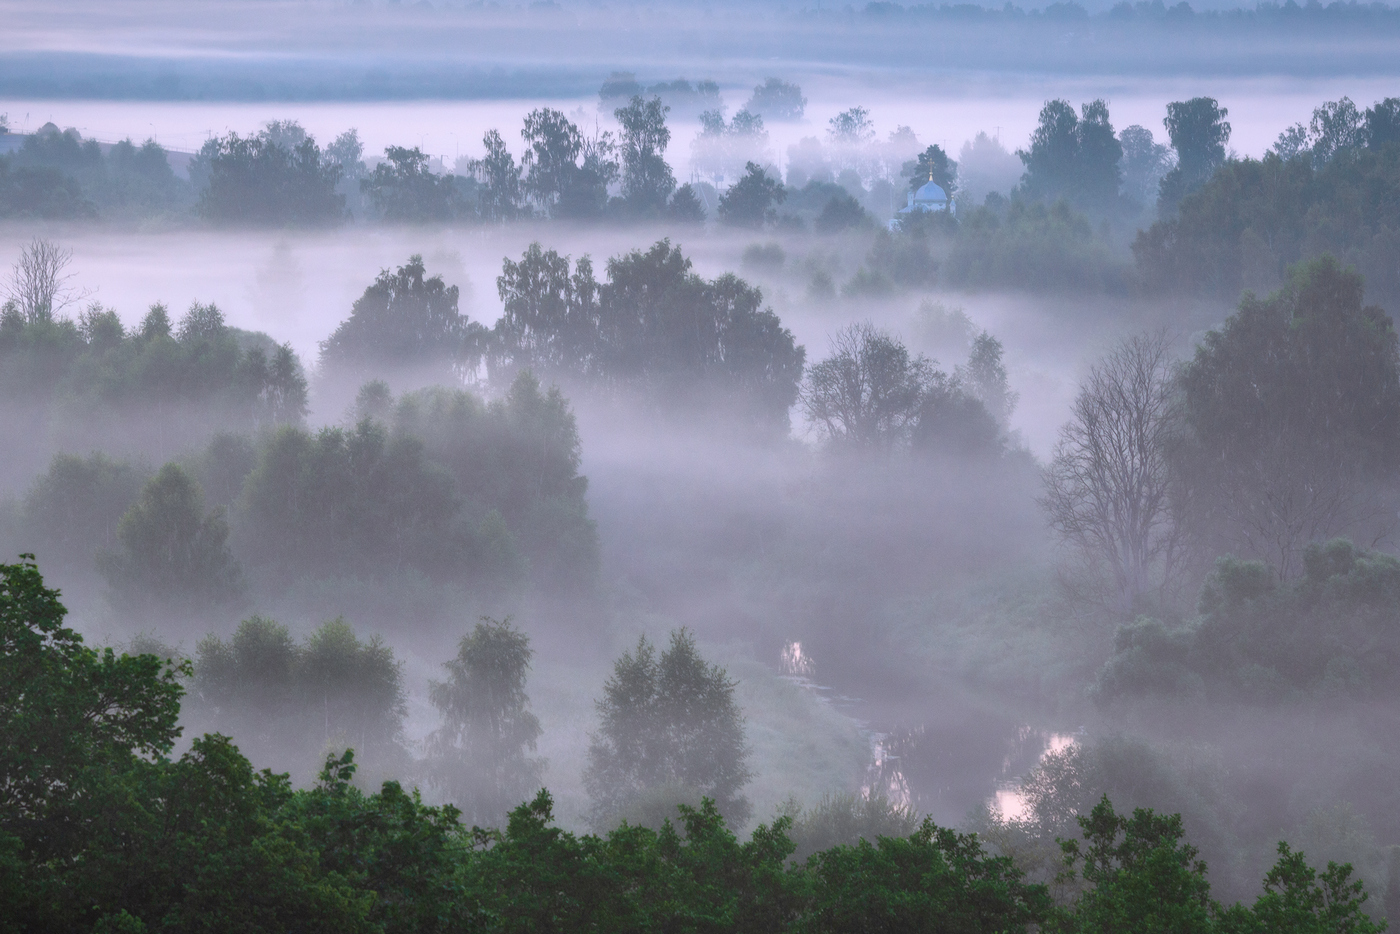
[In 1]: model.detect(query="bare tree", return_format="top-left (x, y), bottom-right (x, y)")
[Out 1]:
top-left (801, 321), bottom-right (936, 450)
top-left (5, 238), bottom-right (87, 324)
top-left (1041, 332), bottom-right (1184, 610)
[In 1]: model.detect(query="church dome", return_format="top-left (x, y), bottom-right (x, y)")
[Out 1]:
top-left (914, 181), bottom-right (948, 203)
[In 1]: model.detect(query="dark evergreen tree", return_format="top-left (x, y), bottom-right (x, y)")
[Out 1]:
top-left (1018, 98), bottom-right (1122, 212)
top-left (908, 144), bottom-right (958, 196)
top-left (469, 129), bottom-right (523, 221)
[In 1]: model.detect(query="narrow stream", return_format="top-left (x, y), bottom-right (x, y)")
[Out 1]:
top-left (779, 640), bottom-right (1078, 826)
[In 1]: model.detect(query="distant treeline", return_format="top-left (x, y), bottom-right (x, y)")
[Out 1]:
top-left (6, 86), bottom-right (1398, 306)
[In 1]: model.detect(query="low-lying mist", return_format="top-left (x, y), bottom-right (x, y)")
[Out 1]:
top-left (6, 11), bottom-right (1400, 923)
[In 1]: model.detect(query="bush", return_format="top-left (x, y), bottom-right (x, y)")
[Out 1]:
top-left (1093, 540), bottom-right (1400, 703)
top-left (945, 198), bottom-right (1124, 291)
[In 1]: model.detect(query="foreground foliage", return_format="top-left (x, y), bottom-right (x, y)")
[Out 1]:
top-left (0, 556), bottom-right (1381, 933)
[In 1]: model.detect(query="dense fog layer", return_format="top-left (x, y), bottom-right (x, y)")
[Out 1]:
top-left (5, 0), bottom-right (1400, 926)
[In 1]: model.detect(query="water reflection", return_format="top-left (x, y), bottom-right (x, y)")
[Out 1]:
top-left (992, 732), bottom-right (1078, 821)
top-left (779, 640), bottom-right (815, 678)
top-left (778, 639), bottom-right (1078, 825)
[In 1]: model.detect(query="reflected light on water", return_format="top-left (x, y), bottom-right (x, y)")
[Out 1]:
top-left (779, 640), bottom-right (815, 678)
top-left (992, 732), bottom-right (1079, 822)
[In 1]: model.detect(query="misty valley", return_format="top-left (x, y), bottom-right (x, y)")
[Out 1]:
top-left (6, 3), bottom-right (1400, 929)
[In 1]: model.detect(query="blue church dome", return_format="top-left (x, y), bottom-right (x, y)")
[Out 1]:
top-left (914, 181), bottom-right (948, 203)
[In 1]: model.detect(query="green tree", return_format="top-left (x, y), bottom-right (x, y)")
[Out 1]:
top-left (1018, 98), bottom-right (1122, 212)
top-left (99, 464), bottom-right (245, 613)
top-left (520, 107), bottom-right (619, 219)
top-left (19, 452), bottom-right (147, 572)
top-left (615, 95), bottom-right (676, 214)
top-left (494, 240), bottom-right (805, 434)
top-left (390, 372), bottom-right (599, 591)
top-left (1133, 138), bottom-right (1400, 307)
top-left (744, 77), bottom-right (806, 121)
top-left (194, 616), bottom-right (407, 780)
top-left (361, 146), bottom-right (466, 222)
top-left (193, 615), bottom-right (299, 754)
top-left (801, 321), bottom-right (936, 451)
top-left (1055, 796), bottom-right (1218, 934)
top-left (494, 242), bottom-right (600, 376)
top-left (0, 160), bottom-right (94, 220)
top-left (467, 128), bottom-right (522, 221)
top-left (1158, 97), bottom-right (1231, 214)
top-left (1075, 99), bottom-right (1125, 212)
top-left (945, 197), bottom-right (1121, 292)
top-left (814, 189), bottom-right (868, 232)
top-left (197, 131), bottom-right (344, 226)
top-left (719, 161), bottom-right (786, 228)
top-left (956, 331), bottom-right (1018, 426)
top-left (1093, 539), bottom-right (1400, 702)
top-left (1119, 124), bottom-right (1172, 208)
top-left (1175, 256), bottom-right (1400, 577)
top-left (0, 289), bottom-right (306, 466)
top-left (280, 750), bottom-right (471, 934)
top-left (667, 182), bottom-right (707, 223)
top-left (585, 629), bottom-right (752, 827)
top-left (237, 419), bottom-right (469, 584)
top-left (908, 143), bottom-right (958, 196)
top-left (426, 617), bottom-right (544, 826)
top-left (1365, 98), bottom-right (1400, 148)
top-left (0, 554), bottom-right (185, 850)
top-left (319, 254), bottom-right (486, 380)
top-left (300, 619), bottom-right (407, 771)
top-left (1018, 99), bottom-right (1083, 203)
top-left (827, 106), bottom-right (875, 146)
top-left (784, 791), bottom-right (921, 861)
top-left (802, 818), bottom-right (1052, 934)
top-left (1250, 842), bottom-right (1384, 934)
